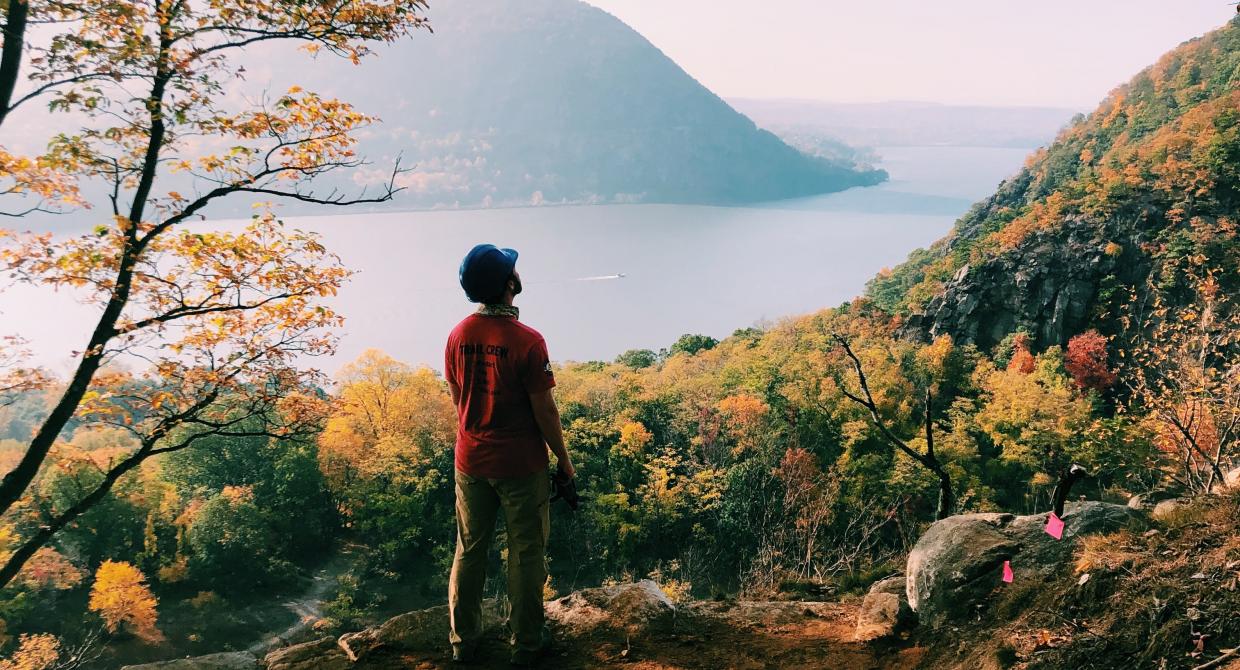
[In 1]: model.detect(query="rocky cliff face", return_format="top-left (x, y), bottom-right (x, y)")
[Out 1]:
top-left (877, 17), bottom-right (1240, 353)
top-left (905, 213), bottom-right (1154, 351)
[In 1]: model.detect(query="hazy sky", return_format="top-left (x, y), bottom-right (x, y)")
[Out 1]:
top-left (583, 0), bottom-right (1234, 109)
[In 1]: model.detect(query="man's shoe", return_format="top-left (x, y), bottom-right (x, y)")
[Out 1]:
top-left (509, 627), bottom-right (553, 667)
top-left (452, 643), bottom-right (478, 664)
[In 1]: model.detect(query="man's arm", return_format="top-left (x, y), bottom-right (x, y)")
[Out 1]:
top-left (448, 381), bottom-right (461, 409)
top-left (529, 389), bottom-right (574, 479)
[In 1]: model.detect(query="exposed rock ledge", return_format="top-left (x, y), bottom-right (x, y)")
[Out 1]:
top-left (126, 502), bottom-right (1155, 669)
top-left (124, 580), bottom-right (917, 669)
top-left (905, 501), bottom-right (1145, 629)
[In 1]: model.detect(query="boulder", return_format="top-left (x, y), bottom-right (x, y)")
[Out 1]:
top-left (545, 579), bottom-right (675, 636)
top-left (906, 502), bottom-right (1143, 628)
top-left (906, 512), bottom-right (1019, 625)
top-left (854, 575), bottom-right (914, 641)
top-left (338, 601), bottom-right (504, 661)
top-left (1127, 490), bottom-right (1181, 511)
top-left (264, 637), bottom-right (349, 670)
top-left (120, 652), bottom-right (257, 670)
top-left (1152, 498), bottom-right (1190, 521)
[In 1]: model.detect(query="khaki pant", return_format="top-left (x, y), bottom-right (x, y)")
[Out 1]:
top-left (449, 468), bottom-right (550, 655)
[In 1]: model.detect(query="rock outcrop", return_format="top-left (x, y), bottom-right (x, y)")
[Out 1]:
top-left (1126, 489), bottom-right (1180, 511)
top-left (264, 637), bottom-right (349, 670)
top-left (906, 501), bottom-right (1144, 627)
top-left (544, 579), bottom-right (676, 636)
top-left (903, 213), bottom-right (1153, 351)
top-left (1223, 467), bottom-right (1240, 491)
top-left (854, 574), bottom-right (915, 641)
top-left (1151, 498), bottom-right (1192, 521)
top-left (337, 602), bottom-right (505, 662)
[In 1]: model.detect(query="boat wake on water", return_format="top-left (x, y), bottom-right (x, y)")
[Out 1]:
top-left (575, 274), bottom-right (627, 281)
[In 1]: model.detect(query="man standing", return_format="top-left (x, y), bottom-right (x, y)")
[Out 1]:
top-left (445, 244), bottom-right (576, 666)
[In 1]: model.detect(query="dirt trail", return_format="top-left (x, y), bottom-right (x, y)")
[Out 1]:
top-left (361, 600), bottom-right (923, 670)
top-left (245, 550), bottom-right (353, 655)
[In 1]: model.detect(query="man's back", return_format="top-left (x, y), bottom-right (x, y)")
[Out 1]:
top-left (448, 244), bottom-right (572, 666)
top-left (445, 311), bottom-right (555, 479)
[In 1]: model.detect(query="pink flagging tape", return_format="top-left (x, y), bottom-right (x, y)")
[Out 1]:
top-left (1002, 560), bottom-right (1014, 583)
top-left (1045, 511), bottom-right (1065, 540)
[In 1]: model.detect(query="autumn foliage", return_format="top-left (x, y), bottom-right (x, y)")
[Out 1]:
top-left (1065, 330), bottom-right (1117, 391)
top-left (0, 6), bottom-right (1237, 667)
top-left (0, 0), bottom-right (433, 595)
top-left (866, 19), bottom-right (1240, 349)
top-left (88, 560), bottom-right (161, 642)
top-left (0, 634), bottom-right (59, 670)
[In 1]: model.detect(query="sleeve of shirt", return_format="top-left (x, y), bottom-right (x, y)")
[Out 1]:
top-left (521, 337), bottom-right (556, 394)
top-left (444, 335), bottom-right (456, 386)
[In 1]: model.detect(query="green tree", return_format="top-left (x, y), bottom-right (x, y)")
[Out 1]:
top-left (615, 349), bottom-right (658, 369)
top-left (668, 334), bottom-right (719, 357)
top-left (184, 487), bottom-right (291, 591)
top-left (42, 458), bottom-right (146, 567)
top-left (163, 428), bottom-right (337, 559)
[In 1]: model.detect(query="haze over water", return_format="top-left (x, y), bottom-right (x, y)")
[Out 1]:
top-left (2, 145), bottom-right (1030, 377)
top-left (321, 145), bottom-right (1029, 371)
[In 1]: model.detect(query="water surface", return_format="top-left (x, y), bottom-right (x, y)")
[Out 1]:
top-left (2, 146), bottom-right (1028, 375)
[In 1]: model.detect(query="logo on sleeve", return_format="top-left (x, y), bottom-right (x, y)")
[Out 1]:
top-left (544, 362), bottom-right (554, 376)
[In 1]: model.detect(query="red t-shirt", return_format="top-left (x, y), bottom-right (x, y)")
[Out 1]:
top-left (445, 313), bottom-right (556, 479)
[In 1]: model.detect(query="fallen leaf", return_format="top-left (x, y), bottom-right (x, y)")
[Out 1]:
top-left (1036, 629), bottom-right (1054, 648)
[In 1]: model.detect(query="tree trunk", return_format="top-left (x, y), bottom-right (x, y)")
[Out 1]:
top-left (1204, 437), bottom-right (1227, 494)
top-left (1051, 464), bottom-right (1088, 517)
top-left (0, 331), bottom-right (115, 516)
top-left (0, 447), bottom-right (147, 589)
top-left (0, 0), bottom-right (28, 127)
top-left (934, 468), bottom-right (954, 520)
top-left (0, 41), bottom-right (171, 518)
top-left (925, 389), bottom-right (954, 520)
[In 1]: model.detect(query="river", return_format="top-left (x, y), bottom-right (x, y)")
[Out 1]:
top-left (2, 146), bottom-right (1030, 375)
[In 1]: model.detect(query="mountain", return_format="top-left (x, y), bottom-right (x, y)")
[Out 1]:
top-left (867, 17), bottom-right (1240, 351)
top-left (729, 99), bottom-right (1079, 149)
top-left (320, 0), bottom-right (886, 209)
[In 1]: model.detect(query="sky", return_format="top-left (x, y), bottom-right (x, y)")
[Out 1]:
top-left (583, 0), bottom-right (1234, 109)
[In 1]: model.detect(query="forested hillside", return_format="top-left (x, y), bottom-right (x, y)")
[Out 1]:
top-left (867, 16), bottom-right (1240, 351)
top-left (0, 9), bottom-right (1237, 670)
top-left (325, 0), bottom-right (887, 208)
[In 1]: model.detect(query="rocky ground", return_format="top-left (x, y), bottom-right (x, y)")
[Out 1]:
top-left (125, 582), bottom-right (921, 670)
top-left (124, 484), bottom-right (1240, 670)
top-left (275, 582), bottom-right (923, 670)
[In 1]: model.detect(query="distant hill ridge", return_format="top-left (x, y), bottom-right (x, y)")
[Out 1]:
top-left (731, 99), bottom-right (1078, 149)
top-left (325, 0), bottom-right (886, 209)
top-left (868, 16), bottom-right (1240, 350)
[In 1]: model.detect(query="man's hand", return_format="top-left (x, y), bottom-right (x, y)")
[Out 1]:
top-left (558, 459), bottom-right (576, 480)
top-left (550, 463), bottom-right (581, 511)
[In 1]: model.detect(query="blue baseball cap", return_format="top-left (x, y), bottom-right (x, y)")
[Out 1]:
top-left (459, 244), bottom-right (519, 302)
